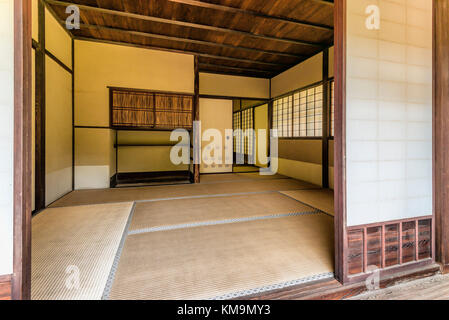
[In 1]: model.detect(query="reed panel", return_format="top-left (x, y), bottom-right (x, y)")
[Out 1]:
top-left (110, 88), bottom-right (193, 130)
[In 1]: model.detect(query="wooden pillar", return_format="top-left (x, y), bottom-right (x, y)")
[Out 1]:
top-left (13, 0), bottom-right (32, 300)
top-left (193, 56), bottom-right (200, 183)
top-left (35, 0), bottom-right (45, 211)
top-left (333, 0), bottom-right (347, 283)
top-left (322, 48), bottom-right (330, 189)
top-left (434, 0), bottom-right (449, 272)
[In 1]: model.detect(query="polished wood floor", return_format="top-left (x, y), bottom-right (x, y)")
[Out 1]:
top-left (350, 274), bottom-right (449, 300)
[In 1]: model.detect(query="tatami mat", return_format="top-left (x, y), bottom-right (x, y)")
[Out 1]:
top-left (109, 213), bottom-right (334, 300)
top-left (51, 178), bottom-right (320, 208)
top-left (281, 189), bottom-right (335, 216)
top-left (31, 202), bottom-right (133, 300)
top-left (233, 165), bottom-right (260, 173)
top-left (129, 193), bottom-right (315, 231)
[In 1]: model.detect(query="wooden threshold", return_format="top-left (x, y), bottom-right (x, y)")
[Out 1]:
top-left (242, 263), bottom-right (441, 300)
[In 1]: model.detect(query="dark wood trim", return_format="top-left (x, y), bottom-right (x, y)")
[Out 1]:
top-left (322, 48), bottom-right (329, 188)
top-left (113, 171), bottom-right (191, 187)
top-left (434, 0), bottom-right (449, 271)
top-left (193, 56), bottom-right (200, 183)
top-left (44, 48), bottom-right (72, 74)
top-left (115, 130), bottom-right (118, 178)
top-left (13, 0), bottom-right (32, 300)
top-left (199, 63), bottom-right (278, 76)
top-left (75, 125), bottom-right (188, 132)
top-left (268, 79), bottom-right (272, 164)
top-left (333, 0), bottom-right (346, 284)
top-left (71, 37), bottom-right (75, 190)
top-left (198, 70), bottom-right (270, 79)
top-left (347, 215), bottom-right (433, 230)
top-left (31, 38), bottom-right (38, 50)
top-left (199, 94), bottom-right (269, 101)
top-left (167, 0), bottom-right (333, 31)
top-left (74, 125), bottom-right (112, 130)
top-left (35, 0), bottom-right (46, 212)
top-left (48, 0), bottom-right (327, 48)
top-left (110, 173), bottom-right (117, 188)
top-left (107, 86), bottom-right (194, 97)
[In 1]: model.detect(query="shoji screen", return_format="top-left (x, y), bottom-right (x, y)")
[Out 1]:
top-left (0, 0), bottom-right (14, 277)
top-left (346, 0), bottom-right (433, 226)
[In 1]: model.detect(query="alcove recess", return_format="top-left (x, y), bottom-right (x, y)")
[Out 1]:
top-left (109, 87), bottom-right (194, 187)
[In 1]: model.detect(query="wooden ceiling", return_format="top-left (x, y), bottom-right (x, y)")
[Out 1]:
top-left (46, 0), bottom-right (334, 78)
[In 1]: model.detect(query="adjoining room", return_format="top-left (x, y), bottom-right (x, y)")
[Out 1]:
top-left (31, 0), bottom-right (336, 300)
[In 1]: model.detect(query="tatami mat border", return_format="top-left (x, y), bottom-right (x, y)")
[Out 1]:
top-left (102, 203), bottom-right (137, 300)
top-left (209, 272), bottom-right (335, 300)
top-left (128, 210), bottom-right (319, 235)
top-left (278, 191), bottom-right (335, 218)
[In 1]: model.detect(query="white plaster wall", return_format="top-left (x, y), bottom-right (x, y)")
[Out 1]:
top-left (346, 0), bottom-right (433, 226)
top-left (271, 52), bottom-right (323, 98)
top-left (0, 0), bottom-right (14, 276)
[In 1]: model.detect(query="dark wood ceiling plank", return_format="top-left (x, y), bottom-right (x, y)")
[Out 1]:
top-left (46, 0), bottom-right (327, 48)
top-left (73, 33), bottom-right (286, 68)
top-left (167, 0), bottom-right (333, 31)
top-left (57, 15), bottom-right (305, 60)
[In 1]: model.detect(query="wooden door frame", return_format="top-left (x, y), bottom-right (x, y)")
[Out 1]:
top-left (11, 0), bottom-right (449, 299)
top-left (434, 0), bottom-right (449, 272)
top-left (13, 0), bottom-right (32, 300)
top-left (333, 0), bottom-right (346, 283)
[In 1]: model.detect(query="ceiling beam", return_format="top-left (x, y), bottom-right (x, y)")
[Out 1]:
top-left (198, 63), bottom-right (276, 75)
top-left (74, 35), bottom-right (285, 68)
top-left (311, 0), bottom-right (334, 6)
top-left (46, 0), bottom-right (327, 48)
top-left (65, 20), bottom-right (304, 60)
top-left (167, 0), bottom-right (333, 31)
top-left (199, 70), bottom-right (271, 79)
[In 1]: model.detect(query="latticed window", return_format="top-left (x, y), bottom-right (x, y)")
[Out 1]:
top-left (233, 108), bottom-right (254, 157)
top-left (241, 108), bottom-right (254, 156)
top-left (272, 84), bottom-right (323, 138)
top-left (233, 112), bottom-right (241, 153)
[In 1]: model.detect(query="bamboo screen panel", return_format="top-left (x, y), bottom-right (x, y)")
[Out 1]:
top-left (111, 88), bottom-right (193, 130)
